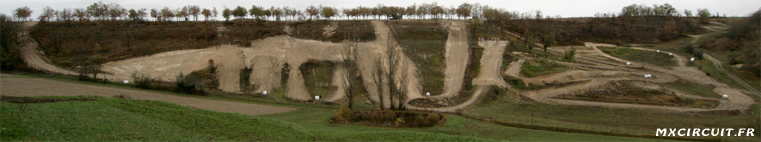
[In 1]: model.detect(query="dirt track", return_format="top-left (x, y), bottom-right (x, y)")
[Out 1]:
top-left (19, 20), bottom-right (753, 113)
top-left (0, 75), bottom-right (296, 115)
top-left (19, 22), bottom-right (78, 76)
top-left (473, 38), bottom-right (509, 87)
top-left (503, 41), bottom-right (755, 112)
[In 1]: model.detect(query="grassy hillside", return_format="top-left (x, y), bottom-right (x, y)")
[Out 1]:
top-left (466, 84), bottom-right (759, 141)
top-left (489, 16), bottom-right (703, 46)
top-left (389, 20), bottom-right (447, 95)
top-left (1, 95), bottom-right (667, 141)
top-left (29, 21), bottom-right (374, 68)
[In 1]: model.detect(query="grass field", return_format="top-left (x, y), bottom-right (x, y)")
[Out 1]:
top-left (520, 59), bottom-right (569, 77)
top-left (465, 90), bottom-right (760, 140)
top-left (0, 95), bottom-right (672, 141)
top-left (598, 46), bottom-right (677, 68)
top-left (390, 20), bottom-right (447, 95)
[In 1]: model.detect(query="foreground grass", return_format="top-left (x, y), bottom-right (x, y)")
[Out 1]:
top-left (1, 96), bottom-right (666, 141)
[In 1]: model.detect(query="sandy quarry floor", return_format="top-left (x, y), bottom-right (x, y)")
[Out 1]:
top-left (0, 75), bottom-right (296, 115)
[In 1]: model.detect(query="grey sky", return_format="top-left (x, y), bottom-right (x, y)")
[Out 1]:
top-left (2, 0), bottom-right (759, 19)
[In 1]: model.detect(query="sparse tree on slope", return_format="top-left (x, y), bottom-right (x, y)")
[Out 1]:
top-left (202, 8), bottom-right (211, 21)
top-left (222, 8), bottom-right (231, 21)
top-left (13, 6), bottom-right (32, 21)
top-left (189, 5), bottom-right (200, 21)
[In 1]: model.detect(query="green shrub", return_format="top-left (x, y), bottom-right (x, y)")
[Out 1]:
top-left (174, 72), bottom-right (205, 95)
top-left (56, 60), bottom-right (72, 67)
top-left (131, 72), bottom-right (153, 89)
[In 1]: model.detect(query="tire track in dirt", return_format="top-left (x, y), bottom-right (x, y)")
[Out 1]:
top-left (19, 22), bottom-right (78, 76)
top-left (0, 77), bottom-right (296, 115)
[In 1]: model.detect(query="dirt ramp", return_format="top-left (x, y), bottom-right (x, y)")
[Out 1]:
top-left (248, 56), bottom-right (284, 93)
top-left (212, 47), bottom-right (246, 92)
top-left (474, 38), bottom-right (509, 87)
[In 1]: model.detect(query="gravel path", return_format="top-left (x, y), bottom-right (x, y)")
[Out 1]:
top-left (0, 76), bottom-right (297, 115)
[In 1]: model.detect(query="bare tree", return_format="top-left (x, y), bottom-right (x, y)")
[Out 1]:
top-left (340, 39), bottom-right (360, 109)
top-left (38, 6), bottom-right (55, 22)
top-left (373, 34), bottom-right (409, 110)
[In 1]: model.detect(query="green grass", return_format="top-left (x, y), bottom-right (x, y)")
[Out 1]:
top-left (465, 90), bottom-right (760, 140)
top-left (658, 80), bottom-right (722, 99)
top-left (261, 104), bottom-right (662, 141)
top-left (598, 46), bottom-right (677, 68)
top-left (520, 59), bottom-right (568, 77)
top-left (1, 95), bottom-right (666, 141)
top-left (301, 61), bottom-right (337, 98)
top-left (391, 21), bottom-right (447, 95)
top-left (0, 96), bottom-right (312, 141)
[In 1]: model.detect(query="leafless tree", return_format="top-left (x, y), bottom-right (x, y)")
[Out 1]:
top-left (340, 39), bottom-right (360, 109)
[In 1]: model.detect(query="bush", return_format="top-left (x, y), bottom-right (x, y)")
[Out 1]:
top-left (131, 72), bottom-right (153, 89)
top-left (0, 14), bottom-right (25, 71)
top-left (563, 48), bottom-right (577, 61)
top-left (329, 105), bottom-right (352, 123)
top-left (174, 72), bottom-right (206, 95)
top-left (334, 110), bottom-right (443, 127)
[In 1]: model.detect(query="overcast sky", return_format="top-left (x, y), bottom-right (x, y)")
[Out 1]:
top-left (2, 0), bottom-right (759, 19)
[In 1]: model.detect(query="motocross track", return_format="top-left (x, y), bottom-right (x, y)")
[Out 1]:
top-left (17, 20), bottom-right (754, 112)
top-left (502, 40), bottom-right (754, 112)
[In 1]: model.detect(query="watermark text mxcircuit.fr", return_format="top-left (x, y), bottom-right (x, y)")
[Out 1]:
top-left (656, 128), bottom-right (755, 136)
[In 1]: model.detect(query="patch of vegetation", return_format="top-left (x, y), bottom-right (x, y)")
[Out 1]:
top-left (598, 46), bottom-right (677, 67)
top-left (0, 14), bottom-right (26, 71)
top-left (330, 108), bottom-right (444, 127)
top-left (30, 22), bottom-right (219, 66)
top-left (658, 80), bottom-right (721, 99)
top-left (556, 81), bottom-right (719, 108)
top-left (288, 20), bottom-right (375, 42)
top-left (520, 59), bottom-right (568, 77)
top-left (389, 20), bottom-right (447, 95)
top-left (488, 15), bottom-right (702, 46)
top-left (300, 60), bottom-right (336, 98)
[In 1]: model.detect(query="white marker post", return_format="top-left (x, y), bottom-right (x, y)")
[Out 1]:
top-left (669, 53), bottom-right (673, 56)
top-left (262, 91), bottom-right (267, 96)
top-left (123, 80), bottom-right (129, 84)
top-left (656, 50), bottom-right (660, 53)
top-left (626, 62), bottom-right (632, 65)
top-left (722, 95), bottom-right (728, 99)
top-left (426, 92), bottom-right (431, 96)
top-left (315, 96), bottom-right (320, 100)
top-left (690, 58), bottom-right (695, 62)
